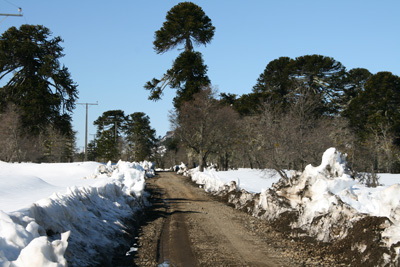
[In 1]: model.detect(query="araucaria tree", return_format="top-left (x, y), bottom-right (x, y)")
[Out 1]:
top-left (0, 25), bottom-right (78, 134)
top-left (124, 112), bottom-right (157, 161)
top-left (145, 2), bottom-right (215, 109)
top-left (93, 110), bottom-right (126, 162)
top-left (253, 55), bottom-right (346, 115)
top-left (89, 110), bottom-right (157, 162)
top-left (0, 25), bottom-right (78, 162)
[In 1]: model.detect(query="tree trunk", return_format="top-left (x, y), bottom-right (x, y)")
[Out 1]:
top-left (198, 152), bottom-right (204, 172)
top-left (198, 150), bottom-right (208, 172)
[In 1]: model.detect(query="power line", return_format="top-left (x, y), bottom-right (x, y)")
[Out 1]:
top-left (3, 0), bottom-right (20, 8)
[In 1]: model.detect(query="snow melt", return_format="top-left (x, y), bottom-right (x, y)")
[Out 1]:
top-left (0, 160), bottom-right (151, 267)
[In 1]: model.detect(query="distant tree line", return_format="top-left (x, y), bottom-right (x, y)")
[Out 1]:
top-left (151, 2), bottom-right (400, 175)
top-left (161, 55), bottom-right (400, 175)
top-left (2, 2), bottom-right (399, 176)
top-left (85, 110), bottom-right (158, 163)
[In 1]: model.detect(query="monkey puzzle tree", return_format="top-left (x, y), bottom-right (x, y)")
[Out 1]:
top-left (252, 55), bottom-right (346, 116)
top-left (93, 110), bottom-right (126, 162)
top-left (252, 57), bottom-right (295, 110)
top-left (340, 68), bottom-right (372, 111)
top-left (153, 1), bottom-right (215, 54)
top-left (124, 112), bottom-right (157, 161)
top-left (145, 2), bottom-right (215, 109)
top-left (0, 24), bottom-right (78, 135)
top-left (344, 72), bottom-right (400, 140)
top-left (343, 72), bottom-right (400, 173)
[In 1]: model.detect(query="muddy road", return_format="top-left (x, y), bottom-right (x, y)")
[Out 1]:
top-left (131, 172), bottom-right (332, 267)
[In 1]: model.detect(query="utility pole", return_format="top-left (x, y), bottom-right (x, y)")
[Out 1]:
top-left (0, 8), bottom-right (23, 23)
top-left (77, 102), bottom-right (98, 161)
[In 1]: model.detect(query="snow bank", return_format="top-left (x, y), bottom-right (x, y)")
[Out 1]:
top-left (0, 161), bottom-right (107, 213)
top-left (0, 160), bottom-right (151, 267)
top-left (191, 168), bottom-right (288, 193)
top-left (187, 148), bottom-right (400, 265)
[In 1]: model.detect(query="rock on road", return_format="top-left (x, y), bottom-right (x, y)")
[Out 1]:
top-left (132, 172), bottom-right (325, 267)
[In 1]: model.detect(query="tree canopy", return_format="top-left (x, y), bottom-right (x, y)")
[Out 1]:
top-left (0, 24), bottom-right (78, 134)
top-left (340, 68), bottom-right (372, 110)
top-left (153, 1), bottom-right (215, 53)
top-left (145, 2), bottom-right (214, 109)
top-left (124, 112), bottom-right (157, 161)
top-left (93, 110), bottom-right (126, 162)
top-left (145, 50), bottom-right (210, 108)
top-left (251, 55), bottom-right (346, 115)
top-left (171, 87), bottom-right (238, 171)
top-left (344, 72), bottom-right (400, 142)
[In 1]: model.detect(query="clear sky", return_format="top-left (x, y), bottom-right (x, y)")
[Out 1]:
top-left (1, 0), bottom-right (399, 150)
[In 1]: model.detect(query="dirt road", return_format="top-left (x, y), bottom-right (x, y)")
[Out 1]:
top-left (132, 172), bottom-right (318, 267)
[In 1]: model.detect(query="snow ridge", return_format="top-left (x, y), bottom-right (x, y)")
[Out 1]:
top-left (0, 160), bottom-right (151, 267)
top-left (188, 148), bottom-right (400, 266)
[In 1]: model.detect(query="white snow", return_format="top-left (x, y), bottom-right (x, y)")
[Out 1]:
top-left (191, 167), bottom-right (291, 193)
top-left (187, 148), bottom-right (400, 263)
top-left (0, 161), bottom-right (106, 213)
top-left (380, 173), bottom-right (400, 186)
top-left (0, 160), bottom-right (151, 267)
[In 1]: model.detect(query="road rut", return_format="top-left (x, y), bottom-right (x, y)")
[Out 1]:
top-left (133, 172), bottom-right (308, 266)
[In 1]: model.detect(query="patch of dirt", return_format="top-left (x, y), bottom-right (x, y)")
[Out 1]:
top-left (131, 172), bottom-right (353, 266)
top-left (326, 216), bottom-right (394, 266)
top-left (212, 180), bottom-right (399, 266)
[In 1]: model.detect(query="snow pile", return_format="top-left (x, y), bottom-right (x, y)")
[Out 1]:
top-left (191, 169), bottom-right (226, 192)
top-left (268, 148), bottom-right (360, 240)
top-left (191, 168), bottom-right (290, 193)
top-left (267, 148), bottom-right (400, 243)
top-left (187, 148), bottom-right (400, 265)
top-left (0, 160), bottom-right (150, 267)
top-left (176, 162), bottom-right (189, 175)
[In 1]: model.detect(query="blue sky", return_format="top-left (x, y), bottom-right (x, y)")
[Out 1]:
top-left (1, 0), bottom-right (399, 150)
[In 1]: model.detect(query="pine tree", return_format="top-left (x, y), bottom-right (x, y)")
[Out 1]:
top-left (344, 72), bottom-right (400, 142)
top-left (93, 110), bottom-right (126, 162)
top-left (0, 24), bottom-right (78, 135)
top-left (252, 55), bottom-right (346, 116)
top-left (145, 2), bottom-right (215, 109)
top-left (340, 68), bottom-right (372, 111)
top-left (153, 2), bottom-right (215, 54)
top-left (124, 112), bottom-right (157, 161)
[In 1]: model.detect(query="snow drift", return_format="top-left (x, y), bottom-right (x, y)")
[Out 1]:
top-left (0, 160), bottom-right (152, 267)
top-left (188, 148), bottom-right (400, 266)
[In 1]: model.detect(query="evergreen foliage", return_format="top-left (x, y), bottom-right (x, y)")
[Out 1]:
top-left (145, 2), bottom-right (214, 109)
top-left (252, 57), bottom-right (294, 109)
top-left (0, 24), bottom-right (78, 135)
top-left (344, 72), bottom-right (400, 143)
top-left (93, 110), bottom-right (126, 162)
top-left (124, 112), bottom-right (157, 161)
top-left (153, 2), bottom-right (215, 53)
top-left (341, 68), bottom-right (372, 106)
top-left (145, 51), bottom-right (210, 108)
top-left (90, 110), bottom-right (157, 162)
top-left (251, 55), bottom-right (346, 116)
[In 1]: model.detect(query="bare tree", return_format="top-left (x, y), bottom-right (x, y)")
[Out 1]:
top-left (244, 93), bottom-right (345, 178)
top-left (170, 87), bottom-right (239, 171)
top-left (0, 103), bottom-right (76, 163)
top-left (0, 104), bottom-right (42, 162)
